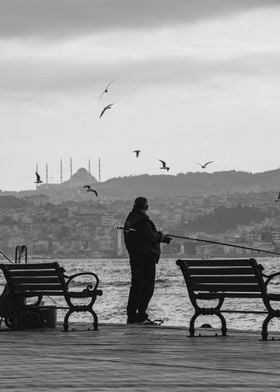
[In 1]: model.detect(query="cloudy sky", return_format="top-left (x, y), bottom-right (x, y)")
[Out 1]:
top-left (1, 0), bottom-right (280, 190)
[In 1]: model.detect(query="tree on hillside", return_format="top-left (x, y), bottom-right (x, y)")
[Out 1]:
top-left (185, 205), bottom-right (270, 234)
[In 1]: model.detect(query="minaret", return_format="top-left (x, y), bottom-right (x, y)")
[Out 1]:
top-left (117, 229), bottom-right (123, 256)
top-left (70, 157), bottom-right (73, 178)
top-left (36, 163), bottom-right (39, 190)
top-left (98, 157), bottom-right (101, 182)
top-left (88, 159), bottom-right (91, 175)
top-left (60, 159), bottom-right (63, 184)
top-left (46, 163), bottom-right (49, 184)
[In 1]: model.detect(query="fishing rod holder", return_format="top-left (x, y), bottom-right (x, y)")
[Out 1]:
top-left (15, 245), bottom-right (27, 264)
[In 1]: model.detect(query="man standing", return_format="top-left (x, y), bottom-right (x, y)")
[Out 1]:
top-left (124, 197), bottom-right (172, 324)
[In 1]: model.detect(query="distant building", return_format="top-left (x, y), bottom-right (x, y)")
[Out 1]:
top-left (272, 232), bottom-right (280, 245)
top-left (243, 232), bottom-right (261, 243)
top-left (23, 194), bottom-right (49, 207)
top-left (8, 237), bottom-right (26, 249)
top-left (101, 215), bottom-right (117, 227)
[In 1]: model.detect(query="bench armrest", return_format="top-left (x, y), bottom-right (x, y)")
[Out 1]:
top-left (64, 272), bottom-right (100, 293)
top-left (262, 271), bottom-right (280, 289)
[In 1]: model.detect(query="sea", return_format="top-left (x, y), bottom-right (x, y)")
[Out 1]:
top-left (2, 257), bottom-right (280, 332)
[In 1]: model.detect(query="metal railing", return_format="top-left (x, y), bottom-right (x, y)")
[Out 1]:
top-left (0, 245), bottom-right (28, 264)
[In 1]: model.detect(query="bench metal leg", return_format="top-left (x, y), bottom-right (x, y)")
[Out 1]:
top-left (219, 313), bottom-right (227, 336)
top-left (189, 310), bottom-right (227, 337)
top-left (88, 309), bottom-right (99, 331)
top-left (189, 312), bottom-right (199, 337)
top-left (63, 309), bottom-right (72, 332)
top-left (63, 307), bottom-right (99, 332)
top-left (261, 314), bottom-right (274, 341)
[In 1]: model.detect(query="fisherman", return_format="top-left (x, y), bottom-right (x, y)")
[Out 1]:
top-left (124, 196), bottom-right (172, 324)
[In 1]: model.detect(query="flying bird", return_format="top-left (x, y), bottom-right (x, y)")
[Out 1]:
top-left (197, 161), bottom-right (213, 169)
top-left (99, 80), bottom-right (114, 101)
top-left (35, 172), bottom-right (43, 184)
top-left (159, 160), bottom-right (170, 171)
top-left (275, 192), bottom-right (280, 202)
top-left (133, 150), bottom-right (141, 158)
top-left (99, 103), bottom-right (114, 119)
top-left (83, 185), bottom-right (98, 197)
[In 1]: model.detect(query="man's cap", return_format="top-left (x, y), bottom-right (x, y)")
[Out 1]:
top-left (133, 197), bottom-right (148, 210)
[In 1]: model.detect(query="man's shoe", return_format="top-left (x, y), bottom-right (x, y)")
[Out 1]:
top-left (136, 313), bottom-right (149, 323)
top-left (139, 318), bottom-right (163, 326)
top-left (127, 316), bottom-right (137, 324)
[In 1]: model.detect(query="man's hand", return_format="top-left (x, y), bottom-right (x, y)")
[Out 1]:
top-left (157, 231), bottom-right (164, 241)
top-left (162, 235), bottom-right (172, 244)
top-left (158, 231), bottom-right (172, 244)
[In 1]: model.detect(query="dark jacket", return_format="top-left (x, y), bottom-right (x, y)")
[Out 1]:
top-left (124, 209), bottom-right (163, 262)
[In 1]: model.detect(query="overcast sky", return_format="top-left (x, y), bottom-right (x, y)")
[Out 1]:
top-left (1, 0), bottom-right (280, 190)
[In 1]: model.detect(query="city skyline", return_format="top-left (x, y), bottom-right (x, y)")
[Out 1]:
top-left (1, 1), bottom-right (280, 190)
top-left (35, 158), bottom-right (99, 185)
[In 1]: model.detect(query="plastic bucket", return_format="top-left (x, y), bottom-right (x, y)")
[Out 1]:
top-left (39, 306), bottom-right (57, 328)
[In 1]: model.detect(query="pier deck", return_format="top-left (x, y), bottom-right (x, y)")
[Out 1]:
top-left (1, 323), bottom-right (280, 391)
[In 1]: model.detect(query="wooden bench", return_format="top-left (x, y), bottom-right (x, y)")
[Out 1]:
top-left (176, 258), bottom-right (280, 340)
top-left (0, 262), bottom-right (103, 331)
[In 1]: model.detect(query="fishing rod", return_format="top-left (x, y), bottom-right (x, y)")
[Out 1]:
top-left (0, 250), bottom-right (13, 264)
top-left (117, 227), bottom-right (280, 257)
top-left (165, 233), bottom-right (280, 257)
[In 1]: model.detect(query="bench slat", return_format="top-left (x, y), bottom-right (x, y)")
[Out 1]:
top-left (12, 277), bottom-right (61, 284)
top-left (192, 283), bottom-right (260, 292)
top-left (7, 270), bottom-right (60, 277)
top-left (15, 291), bottom-right (65, 297)
top-left (177, 259), bottom-right (254, 267)
top-left (197, 293), bottom-right (263, 299)
top-left (13, 284), bottom-right (63, 291)
top-left (14, 291), bottom-right (99, 297)
top-left (187, 267), bottom-right (256, 275)
top-left (4, 263), bottom-right (57, 270)
top-left (191, 276), bottom-right (258, 284)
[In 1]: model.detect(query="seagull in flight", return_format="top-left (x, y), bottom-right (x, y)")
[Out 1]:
top-left (159, 160), bottom-right (170, 171)
top-left (99, 80), bottom-right (114, 101)
top-left (99, 103), bottom-right (114, 119)
top-left (83, 185), bottom-right (98, 197)
top-left (197, 161), bottom-right (213, 169)
top-left (275, 192), bottom-right (280, 202)
top-left (35, 172), bottom-right (43, 184)
top-left (133, 150), bottom-right (141, 158)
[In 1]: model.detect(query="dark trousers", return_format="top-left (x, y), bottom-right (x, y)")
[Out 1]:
top-left (127, 254), bottom-right (156, 321)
